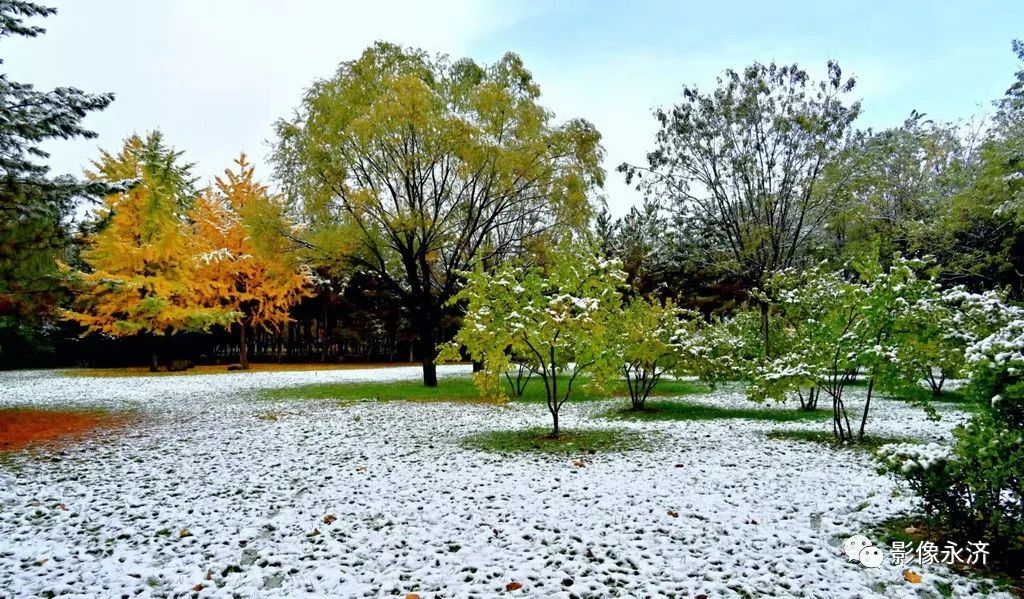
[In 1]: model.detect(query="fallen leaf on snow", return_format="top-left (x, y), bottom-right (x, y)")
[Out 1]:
top-left (307, 528), bottom-right (321, 537)
top-left (667, 510), bottom-right (679, 518)
top-left (179, 528), bottom-right (191, 538)
top-left (405, 594), bottom-right (421, 599)
top-left (903, 570), bottom-right (922, 584)
top-left (323, 514), bottom-right (337, 524)
top-left (505, 581), bottom-right (523, 591)
top-left (192, 583), bottom-right (203, 592)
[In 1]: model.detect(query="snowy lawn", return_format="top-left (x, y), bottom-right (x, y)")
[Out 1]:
top-left (0, 366), bottom-right (1013, 598)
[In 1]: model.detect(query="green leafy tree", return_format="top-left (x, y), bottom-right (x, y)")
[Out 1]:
top-left (819, 113), bottom-right (973, 265)
top-left (926, 41), bottom-right (1024, 297)
top-left (614, 296), bottom-right (704, 410)
top-left (853, 256), bottom-right (943, 429)
top-left (273, 42), bottom-right (604, 386)
top-left (621, 61), bottom-right (860, 353)
top-left (442, 242), bottom-right (625, 435)
top-left (751, 265), bottom-right (869, 439)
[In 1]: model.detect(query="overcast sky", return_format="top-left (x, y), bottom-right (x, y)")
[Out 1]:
top-left (7, 0), bottom-right (1024, 215)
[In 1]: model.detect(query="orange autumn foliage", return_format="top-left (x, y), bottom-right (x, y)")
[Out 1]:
top-left (0, 408), bottom-right (125, 451)
top-left (64, 133), bottom-right (237, 338)
top-left (190, 154), bottom-right (312, 367)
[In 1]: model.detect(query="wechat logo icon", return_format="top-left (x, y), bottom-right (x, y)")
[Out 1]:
top-left (844, 535), bottom-right (884, 568)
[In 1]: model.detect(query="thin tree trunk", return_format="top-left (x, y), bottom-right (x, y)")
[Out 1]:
top-left (239, 322), bottom-right (249, 370)
top-left (859, 377), bottom-right (874, 439)
top-left (549, 350), bottom-right (559, 436)
top-left (320, 305), bottom-right (329, 363)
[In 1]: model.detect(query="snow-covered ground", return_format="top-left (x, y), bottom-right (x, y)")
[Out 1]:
top-left (0, 367), bottom-right (1010, 598)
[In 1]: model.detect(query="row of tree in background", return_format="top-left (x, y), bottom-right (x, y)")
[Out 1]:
top-left (2, 3), bottom-right (1023, 399)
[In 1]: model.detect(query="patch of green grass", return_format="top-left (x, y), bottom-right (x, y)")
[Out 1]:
top-left (462, 427), bottom-right (643, 454)
top-left (263, 375), bottom-right (712, 404)
top-left (614, 378), bottom-right (712, 399)
top-left (601, 400), bottom-right (833, 423)
top-left (765, 429), bottom-right (922, 451)
top-left (263, 377), bottom-right (490, 403)
top-left (882, 385), bottom-right (974, 405)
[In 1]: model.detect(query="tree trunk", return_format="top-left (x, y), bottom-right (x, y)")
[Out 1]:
top-left (419, 317), bottom-right (437, 386)
top-left (859, 377), bottom-right (874, 439)
top-left (239, 322), bottom-right (249, 370)
top-left (413, 300), bottom-right (439, 387)
top-left (422, 357), bottom-right (437, 387)
top-left (150, 350), bottom-right (159, 373)
top-left (551, 407), bottom-right (559, 437)
top-left (320, 305), bottom-right (329, 363)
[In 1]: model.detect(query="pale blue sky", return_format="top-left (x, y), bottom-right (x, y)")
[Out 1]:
top-left (7, 0), bottom-right (1023, 214)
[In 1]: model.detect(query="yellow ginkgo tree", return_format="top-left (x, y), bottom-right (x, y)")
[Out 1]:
top-left (190, 154), bottom-right (312, 369)
top-left (64, 132), bottom-right (238, 370)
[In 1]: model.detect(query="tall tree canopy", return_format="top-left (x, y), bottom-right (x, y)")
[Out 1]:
top-left (0, 0), bottom-right (115, 351)
top-left (621, 61), bottom-right (860, 351)
top-left (64, 132), bottom-right (234, 370)
top-left (190, 154), bottom-right (312, 370)
top-left (922, 41), bottom-right (1024, 297)
top-left (273, 42), bottom-right (605, 385)
top-left (819, 112), bottom-right (974, 265)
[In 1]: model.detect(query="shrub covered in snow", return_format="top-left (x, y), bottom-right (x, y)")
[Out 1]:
top-left (876, 414), bottom-right (1024, 551)
top-left (964, 302), bottom-right (1024, 427)
top-left (746, 257), bottom-right (947, 439)
top-left (743, 255), bottom-right (1023, 440)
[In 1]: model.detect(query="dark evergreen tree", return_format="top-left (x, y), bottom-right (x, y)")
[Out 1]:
top-left (0, 1), bottom-right (120, 362)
